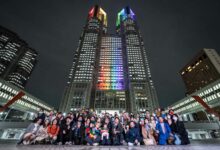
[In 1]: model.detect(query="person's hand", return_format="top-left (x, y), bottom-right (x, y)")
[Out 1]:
top-left (94, 135), bottom-right (97, 139)
top-left (63, 130), bottom-right (66, 134)
top-left (113, 129), bottom-right (116, 134)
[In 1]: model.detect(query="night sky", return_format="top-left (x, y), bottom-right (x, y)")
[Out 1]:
top-left (0, 0), bottom-right (220, 109)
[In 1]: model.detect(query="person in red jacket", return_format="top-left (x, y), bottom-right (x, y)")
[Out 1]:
top-left (47, 119), bottom-right (60, 144)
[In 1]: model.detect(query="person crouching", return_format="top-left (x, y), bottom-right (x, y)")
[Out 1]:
top-left (85, 122), bottom-right (101, 146)
top-left (101, 123), bottom-right (110, 145)
top-left (18, 118), bottom-right (42, 145)
top-left (125, 121), bottom-right (141, 146)
top-left (47, 118), bottom-right (60, 144)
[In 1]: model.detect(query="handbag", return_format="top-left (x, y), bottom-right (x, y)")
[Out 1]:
top-left (167, 135), bottom-right (175, 145)
top-left (174, 134), bottom-right (181, 145)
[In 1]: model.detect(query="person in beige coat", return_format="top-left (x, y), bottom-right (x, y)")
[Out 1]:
top-left (142, 118), bottom-right (156, 145)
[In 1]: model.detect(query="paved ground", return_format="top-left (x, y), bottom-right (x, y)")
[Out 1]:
top-left (0, 139), bottom-right (219, 150)
top-left (0, 145), bottom-right (219, 150)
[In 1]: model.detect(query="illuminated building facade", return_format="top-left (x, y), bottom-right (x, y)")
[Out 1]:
top-left (180, 48), bottom-right (220, 95)
top-left (0, 78), bottom-right (53, 140)
top-left (0, 78), bottom-right (53, 121)
top-left (94, 35), bottom-right (127, 112)
top-left (0, 26), bottom-right (38, 89)
top-left (60, 6), bottom-right (159, 113)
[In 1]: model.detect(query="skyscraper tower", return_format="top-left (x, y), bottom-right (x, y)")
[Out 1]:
top-left (0, 26), bottom-right (38, 89)
top-left (116, 7), bottom-right (159, 112)
top-left (60, 6), bottom-right (158, 113)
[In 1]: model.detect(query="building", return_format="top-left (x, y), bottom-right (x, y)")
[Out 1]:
top-left (167, 49), bottom-right (220, 139)
top-left (180, 48), bottom-right (220, 95)
top-left (0, 78), bottom-right (53, 140)
top-left (0, 26), bottom-right (38, 89)
top-left (167, 78), bottom-right (220, 139)
top-left (60, 5), bottom-right (159, 113)
top-left (0, 78), bottom-right (53, 121)
top-left (168, 79), bottom-right (220, 122)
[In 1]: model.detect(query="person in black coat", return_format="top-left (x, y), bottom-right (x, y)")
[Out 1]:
top-left (72, 121), bottom-right (85, 145)
top-left (60, 117), bottom-right (72, 145)
top-left (125, 121), bottom-right (141, 146)
top-left (170, 114), bottom-right (190, 145)
top-left (112, 117), bottom-right (124, 145)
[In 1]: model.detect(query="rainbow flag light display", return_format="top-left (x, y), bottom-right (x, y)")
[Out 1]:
top-left (97, 36), bottom-right (124, 90)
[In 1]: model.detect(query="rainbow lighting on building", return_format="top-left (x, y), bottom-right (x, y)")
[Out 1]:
top-left (60, 5), bottom-right (159, 113)
top-left (116, 6), bottom-right (135, 27)
top-left (88, 5), bottom-right (107, 26)
top-left (97, 36), bottom-right (125, 90)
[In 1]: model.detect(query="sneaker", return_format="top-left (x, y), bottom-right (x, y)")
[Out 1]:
top-left (23, 140), bottom-right (30, 145)
top-left (93, 143), bottom-right (99, 146)
top-left (128, 142), bottom-right (134, 146)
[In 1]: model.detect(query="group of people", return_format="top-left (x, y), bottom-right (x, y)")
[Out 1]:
top-left (17, 108), bottom-right (190, 146)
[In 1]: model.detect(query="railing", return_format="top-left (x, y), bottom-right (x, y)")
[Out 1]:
top-left (184, 121), bottom-right (220, 130)
top-left (0, 121), bottom-right (31, 129)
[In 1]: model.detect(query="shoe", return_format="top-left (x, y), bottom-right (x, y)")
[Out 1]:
top-left (128, 142), bottom-right (134, 146)
top-left (93, 143), bottom-right (99, 146)
top-left (23, 140), bottom-right (30, 145)
top-left (17, 141), bottom-right (23, 145)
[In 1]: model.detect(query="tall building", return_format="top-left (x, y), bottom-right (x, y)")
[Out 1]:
top-left (180, 48), bottom-right (220, 95)
top-left (0, 26), bottom-right (37, 89)
top-left (60, 5), bottom-right (158, 113)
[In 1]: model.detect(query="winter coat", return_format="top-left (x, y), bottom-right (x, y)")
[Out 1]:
top-left (156, 122), bottom-right (171, 145)
top-left (170, 121), bottom-right (190, 145)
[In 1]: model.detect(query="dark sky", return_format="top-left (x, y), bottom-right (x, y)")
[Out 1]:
top-left (0, 0), bottom-right (220, 109)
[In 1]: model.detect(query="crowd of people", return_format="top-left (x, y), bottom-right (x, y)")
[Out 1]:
top-left (17, 108), bottom-right (190, 146)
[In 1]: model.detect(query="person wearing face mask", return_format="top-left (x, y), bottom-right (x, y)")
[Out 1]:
top-left (170, 114), bottom-right (190, 145)
top-left (161, 109), bottom-right (166, 119)
top-left (37, 109), bottom-right (46, 124)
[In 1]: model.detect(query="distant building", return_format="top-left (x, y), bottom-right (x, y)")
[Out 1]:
top-left (0, 78), bottom-right (53, 140)
top-left (168, 79), bottom-right (220, 121)
top-left (60, 5), bottom-right (159, 113)
top-left (180, 48), bottom-right (220, 95)
top-left (167, 79), bottom-right (220, 139)
top-left (0, 78), bottom-right (53, 121)
top-left (167, 49), bottom-right (220, 139)
top-left (0, 25), bottom-right (38, 89)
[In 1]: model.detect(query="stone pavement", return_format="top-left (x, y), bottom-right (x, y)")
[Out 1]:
top-left (0, 144), bottom-right (219, 150)
top-left (0, 140), bottom-right (220, 150)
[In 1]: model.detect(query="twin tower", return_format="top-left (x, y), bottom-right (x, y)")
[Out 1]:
top-left (59, 5), bottom-right (159, 113)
